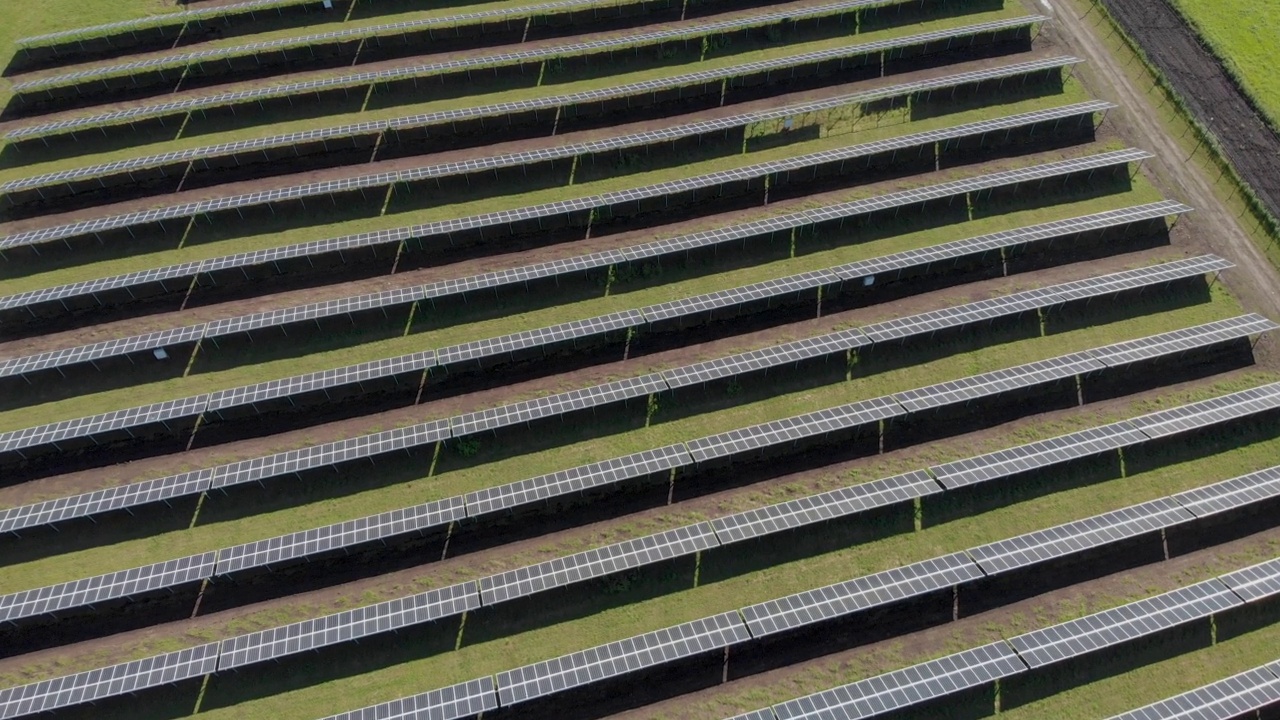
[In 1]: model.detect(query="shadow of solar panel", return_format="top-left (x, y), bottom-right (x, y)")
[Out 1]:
top-left (1007, 579), bottom-right (1241, 668)
top-left (1106, 665), bottom-right (1280, 720)
top-left (740, 552), bottom-right (980, 638)
top-left (217, 581), bottom-right (478, 670)
top-left (478, 522), bottom-right (718, 604)
top-left (208, 419), bottom-right (451, 490)
top-left (0, 642), bottom-right (219, 720)
top-left (322, 677), bottom-right (497, 720)
top-left (0, 468), bottom-right (211, 534)
top-left (769, 641), bottom-right (1026, 720)
top-left (1218, 557), bottom-right (1280, 604)
top-left (929, 420), bottom-right (1149, 489)
top-left (965, 497), bottom-right (1192, 576)
top-left (686, 396), bottom-right (903, 462)
top-left (215, 496), bottom-right (466, 575)
top-left (495, 611), bottom-right (749, 706)
top-left (0, 552), bottom-right (215, 623)
top-left (4, 17), bottom-right (1048, 142)
top-left (1171, 465), bottom-right (1280, 519)
top-left (2, 56), bottom-right (1084, 200)
top-left (449, 373), bottom-right (667, 436)
top-left (465, 443), bottom-right (691, 516)
top-left (711, 470), bottom-right (939, 544)
top-left (1129, 382), bottom-right (1280, 438)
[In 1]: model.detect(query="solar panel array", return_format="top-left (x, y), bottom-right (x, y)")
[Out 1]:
top-left (1, 266), bottom-right (1258, 537)
top-left (0, 102), bottom-right (1112, 252)
top-left (0, 56), bottom-right (1083, 197)
top-left (14, 0), bottom-right (653, 93)
top-left (3, 15), bottom-right (1047, 142)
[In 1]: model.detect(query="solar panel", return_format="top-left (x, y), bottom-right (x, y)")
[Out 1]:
top-left (4, 15), bottom-right (1048, 142)
top-left (208, 419), bottom-right (451, 489)
top-left (465, 443), bottom-right (691, 516)
top-left (1217, 557), bottom-right (1280, 604)
top-left (740, 552), bottom-right (980, 638)
top-left (966, 497), bottom-right (1193, 575)
top-left (0, 324), bottom-right (205, 378)
top-left (434, 310), bottom-right (644, 367)
top-left (1087, 314), bottom-right (1279, 367)
top-left (1128, 382), bottom-right (1280, 438)
top-left (206, 350), bottom-right (434, 412)
top-left (0, 101), bottom-right (1106, 251)
top-left (769, 641), bottom-right (1026, 720)
top-left (0, 468), bottom-right (211, 534)
top-left (478, 522), bottom-right (718, 604)
top-left (0, 393), bottom-right (210, 455)
top-left (321, 677), bottom-right (498, 720)
top-left (450, 373), bottom-right (667, 437)
top-left (1, 56), bottom-right (1084, 197)
top-left (1007, 579), bottom-right (1241, 668)
top-left (15, 0), bottom-right (634, 92)
top-left (893, 351), bottom-right (1102, 412)
top-left (859, 287), bottom-right (1060, 343)
top-left (496, 611), bottom-right (749, 706)
top-left (641, 269), bottom-right (843, 323)
top-left (686, 396), bottom-right (903, 463)
top-left (1051, 255), bottom-right (1233, 302)
top-left (711, 470), bottom-right (940, 544)
top-left (18, 0), bottom-right (307, 44)
top-left (725, 711), bottom-right (778, 720)
top-left (1171, 465), bottom-right (1280, 519)
top-left (0, 642), bottom-right (219, 720)
top-left (1105, 665), bottom-right (1280, 720)
top-left (217, 581), bottom-right (478, 670)
top-left (929, 420), bottom-right (1149, 489)
top-left (0, 552), bottom-right (215, 623)
top-left (215, 496), bottom-right (466, 575)
top-left (663, 329), bottom-right (870, 389)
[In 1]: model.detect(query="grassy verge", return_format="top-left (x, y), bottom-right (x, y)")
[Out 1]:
top-left (0, 279), bottom-right (1245, 593)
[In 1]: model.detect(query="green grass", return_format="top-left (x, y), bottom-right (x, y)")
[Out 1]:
top-left (1167, 0), bottom-right (1280, 133)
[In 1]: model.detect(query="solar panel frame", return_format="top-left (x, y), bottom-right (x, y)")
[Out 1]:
top-left (495, 610), bottom-right (749, 706)
top-left (1008, 579), bottom-right (1241, 668)
top-left (0, 642), bottom-right (219, 720)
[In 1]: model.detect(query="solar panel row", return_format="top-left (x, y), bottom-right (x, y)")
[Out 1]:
top-left (6, 420), bottom-right (1279, 720)
top-left (1105, 662), bottom-right (1280, 720)
top-left (0, 57), bottom-right (1082, 197)
top-left (0, 145), bottom-right (1163, 332)
top-left (0, 261), bottom-right (1254, 536)
top-left (3, 15), bottom-right (1047, 142)
top-left (0, 102), bottom-right (1111, 253)
top-left (18, 0), bottom-right (312, 45)
top-left (14, 0), bottom-right (665, 92)
top-left (322, 486), bottom-right (1280, 720)
top-left (4, 323), bottom-right (1271, 633)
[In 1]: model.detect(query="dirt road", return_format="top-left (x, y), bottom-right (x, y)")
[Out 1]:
top-left (1039, 0), bottom-right (1280, 323)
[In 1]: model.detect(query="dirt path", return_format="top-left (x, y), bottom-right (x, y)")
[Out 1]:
top-left (1038, 0), bottom-right (1280, 321)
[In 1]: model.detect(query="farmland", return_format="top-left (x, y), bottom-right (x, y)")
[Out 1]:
top-left (2, 1), bottom-right (1280, 720)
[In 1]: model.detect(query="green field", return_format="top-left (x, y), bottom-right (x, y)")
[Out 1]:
top-left (2, 0), bottom-right (1280, 719)
top-left (1169, 0), bottom-right (1280, 132)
